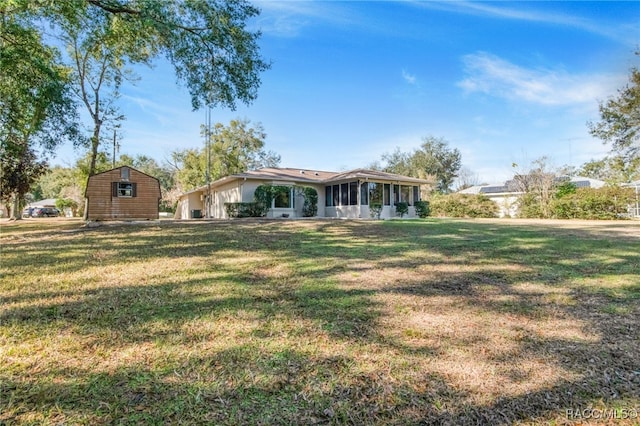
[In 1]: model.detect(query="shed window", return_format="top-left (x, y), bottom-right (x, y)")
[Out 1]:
top-left (112, 182), bottom-right (137, 198)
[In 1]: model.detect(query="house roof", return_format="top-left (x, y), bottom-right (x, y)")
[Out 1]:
top-left (458, 176), bottom-right (607, 195)
top-left (233, 167), bottom-right (337, 183)
top-left (327, 168), bottom-right (432, 185)
top-left (184, 167), bottom-right (433, 195)
top-left (28, 198), bottom-right (58, 207)
top-left (565, 176), bottom-right (606, 189)
top-left (86, 165), bottom-right (160, 183)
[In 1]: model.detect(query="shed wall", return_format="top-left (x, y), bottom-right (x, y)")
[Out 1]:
top-left (86, 168), bottom-right (161, 220)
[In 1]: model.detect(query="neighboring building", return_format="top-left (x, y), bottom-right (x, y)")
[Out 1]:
top-left (175, 167), bottom-right (432, 220)
top-left (27, 198), bottom-right (58, 208)
top-left (85, 166), bottom-right (161, 221)
top-left (459, 176), bottom-right (606, 218)
top-left (623, 180), bottom-right (640, 218)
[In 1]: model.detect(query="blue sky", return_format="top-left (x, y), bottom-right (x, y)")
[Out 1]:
top-left (52, 1), bottom-right (640, 184)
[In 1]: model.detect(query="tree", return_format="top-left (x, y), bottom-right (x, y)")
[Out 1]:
top-left (382, 136), bottom-right (461, 193)
top-left (35, 166), bottom-right (77, 199)
top-left (455, 166), bottom-right (481, 191)
top-left (208, 119), bottom-right (280, 178)
top-left (9, 0), bottom-right (269, 109)
top-left (64, 16), bottom-right (127, 177)
top-left (0, 12), bottom-right (79, 219)
top-left (5, 0), bottom-right (270, 177)
top-left (172, 119), bottom-right (280, 192)
top-left (169, 148), bottom-right (207, 192)
top-left (588, 53), bottom-right (640, 168)
top-left (578, 155), bottom-right (640, 183)
top-left (511, 157), bottom-right (559, 219)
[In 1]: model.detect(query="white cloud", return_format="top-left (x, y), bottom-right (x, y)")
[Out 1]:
top-left (402, 69), bottom-right (417, 85)
top-left (253, 1), bottom-right (353, 37)
top-left (411, 1), bottom-right (638, 46)
top-left (458, 52), bottom-right (624, 106)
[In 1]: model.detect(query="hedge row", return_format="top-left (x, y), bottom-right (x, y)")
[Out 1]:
top-left (548, 187), bottom-right (635, 220)
top-left (224, 202), bottom-right (268, 218)
top-left (429, 194), bottom-right (498, 218)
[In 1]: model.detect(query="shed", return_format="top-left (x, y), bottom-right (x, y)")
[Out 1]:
top-left (85, 166), bottom-right (161, 221)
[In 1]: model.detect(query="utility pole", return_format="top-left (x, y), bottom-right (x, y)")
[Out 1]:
top-left (206, 107), bottom-right (212, 218)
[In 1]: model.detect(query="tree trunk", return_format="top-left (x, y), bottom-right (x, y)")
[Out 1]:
top-left (11, 195), bottom-right (23, 221)
top-left (88, 124), bottom-right (101, 177)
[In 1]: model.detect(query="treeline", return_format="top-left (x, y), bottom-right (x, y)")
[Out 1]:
top-left (15, 119), bottom-right (279, 217)
top-left (424, 183), bottom-right (636, 220)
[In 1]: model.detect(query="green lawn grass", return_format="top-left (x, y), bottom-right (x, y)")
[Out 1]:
top-left (1, 218), bottom-right (639, 425)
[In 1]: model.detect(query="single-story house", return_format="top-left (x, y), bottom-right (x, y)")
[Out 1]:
top-left (459, 176), bottom-right (606, 217)
top-left (85, 166), bottom-right (161, 221)
top-left (175, 167), bottom-right (433, 220)
top-left (27, 198), bottom-right (58, 208)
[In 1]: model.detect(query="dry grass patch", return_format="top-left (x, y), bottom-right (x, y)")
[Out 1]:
top-left (1, 218), bottom-right (638, 425)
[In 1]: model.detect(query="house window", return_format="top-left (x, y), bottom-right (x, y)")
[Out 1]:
top-left (121, 167), bottom-right (130, 180)
top-left (274, 187), bottom-right (291, 208)
top-left (326, 186), bottom-right (332, 207)
top-left (112, 182), bottom-right (136, 197)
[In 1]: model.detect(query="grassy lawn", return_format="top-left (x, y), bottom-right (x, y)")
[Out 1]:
top-left (1, 218), bottom-right (639, 425)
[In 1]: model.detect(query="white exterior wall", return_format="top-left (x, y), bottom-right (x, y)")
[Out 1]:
top-left (211, 181), bottom-right (242, 218)
top-left (178, 178), bottom-right (425, 220)
top-left (210, 180), bottom-right (326, 219)
top-left (489, 195), bottom-right (520, 218)
top-left (177, 192), bottom-right (205, 219)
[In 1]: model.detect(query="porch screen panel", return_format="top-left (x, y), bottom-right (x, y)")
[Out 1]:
top-left (383, 184), bottom-right (391, 206)
top-left (349, 182), bottom-right (358, 205)
top-left (360, 182), bottom-right (369, 205)
top-left (413, 186), bottom-right (420, 203)
top-left (369, 182), bottom-right (382, 204)
top-left (401, 185), bottom-right (411, 205)
top-left (332, 185), bottom-right (340, 207)
top-left (326, 186), bottom-right (332, 207)
top-left (341, 183), bottom-right (348, 206)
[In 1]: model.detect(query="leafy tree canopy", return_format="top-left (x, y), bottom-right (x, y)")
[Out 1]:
top-left (381, 136), bottom-right (461, 193)
top-left (5, 0), bottom-right (270, 111)
top-left (588, 53), bottom-right (640, 166)
top-left (0, 10), bottom-right (80, 217)
top-left (171, 118), bottom-right (280, 191)
top-left (578, 155), bottom-right (640, 183)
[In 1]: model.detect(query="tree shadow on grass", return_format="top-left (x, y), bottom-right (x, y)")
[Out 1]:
top-left (1, 219), bottom-right (639, 424)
